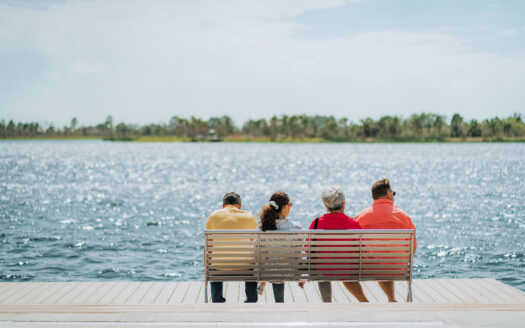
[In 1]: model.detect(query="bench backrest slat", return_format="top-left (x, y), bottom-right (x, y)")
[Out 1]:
top-left (204, 229), bottom-right (414, 283)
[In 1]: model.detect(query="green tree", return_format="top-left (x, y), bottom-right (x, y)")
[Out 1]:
top-left (6, 120), bottom-right (15, 137)
top-left (46, 125), bottom-right (55, 136)
top-left (209, 116), bottom-right (237, 138)
top-left (450, 114), bottom-right (465, 138)
top-left (467, 120), bottom-right (481, 137)
top-left (432, 115), bottom-right (445, 138)
top-left (269, 116), bottom-right (279, 140)
top-left (409, 114), bottom-right (424, 140)
top-left (187, 116), bottom-right (208, 139)
top-left (115, 123), bottom-right (130, 139)
top-left (70, 117), bottom-right (78, 130)
top-left (378, 116), bottom-right (392, 138)
top-left (361, 118), bottom-right (379, 138)
top-left (0, 120), bottom-right (5, 138)
top-left (320, 117), bottom-right (338, 140)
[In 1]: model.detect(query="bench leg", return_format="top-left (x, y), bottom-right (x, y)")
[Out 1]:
top-left (407, 281), bottom-right (413, 302)
top-left (204, 283), bottom-right (208, 303)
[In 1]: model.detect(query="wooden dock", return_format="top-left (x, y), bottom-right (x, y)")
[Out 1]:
top-left (1, 279), bottom-right (524, 327)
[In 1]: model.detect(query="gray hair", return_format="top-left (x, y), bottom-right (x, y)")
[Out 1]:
top-left (322, 187), bottom-right (345, 211)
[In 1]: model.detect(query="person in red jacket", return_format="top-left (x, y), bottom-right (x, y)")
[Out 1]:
top-left (308, 187), bottom-right (369, 303)
top-left (354, 178), bottom-right (417, 302)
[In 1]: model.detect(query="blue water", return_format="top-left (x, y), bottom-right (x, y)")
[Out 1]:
top-left (0, 141), bottom-right (524, 291)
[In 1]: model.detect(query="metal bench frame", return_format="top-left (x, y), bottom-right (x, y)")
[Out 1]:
top-left (204, 229), bottom-right (415, 303)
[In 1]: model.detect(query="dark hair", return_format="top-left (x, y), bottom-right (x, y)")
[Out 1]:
top-left (223, 192), bottom-right (241, 206)
top-left (371, 178), bottom-right (391, 200)
top-left (259, 191), bottom-right (290, 232)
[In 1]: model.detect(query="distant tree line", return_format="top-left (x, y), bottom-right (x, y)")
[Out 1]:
top-left (1, 113), bottom-right (524, 141)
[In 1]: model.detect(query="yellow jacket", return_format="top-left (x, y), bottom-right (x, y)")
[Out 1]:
top-left (206, 205), bottom-right (257, 230)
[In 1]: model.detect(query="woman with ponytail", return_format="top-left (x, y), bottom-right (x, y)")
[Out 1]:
top-left (257, 191), bottom-right (303, 303)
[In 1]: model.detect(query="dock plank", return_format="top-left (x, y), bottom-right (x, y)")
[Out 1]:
top-left (284, 282), bottom-right (293, 303)
top-left (362, 281), bottom-right (384, 303)
top-left (288, 282), bottom-right (308, 303)
top-left (169, 281), bottom-right (190, 304)
top-left (303, 281), bottom-right (323, 304)
top-left (195, 281), bottom-right (207, 304)
top-left (55, 282), bottom-right (93, 305)
top-left (0, 279), bottom-right (522, 307)
top-left (0, 282), bottom-right (35, 303)
top-left (96, 281), bottom-right (130, 304)
top-left (30, 282), bottom-right (70, 305)
top-left (182, 281), bottom-right (202, 304)
top-left (445, 279), bottom-right (484, 303)
top-left (235, 281), bottom-right (242, 303)
top-left (412, 279), bottom-right (442, 303)
top-left (71, 282), bottom-right (107, 304)
top-left (41, 282), bottom-right (81, 305)
top-left (154, 282), bottom-right (178, 304)
top-left (111, 282), bottom-right (142, 304)
top-left (4, 282), bottom-right (46, 304)
top-left (0, 283), bottom-right (20, 298)
top-left (394, 281), bottom-right (414, 303)
top-left (260, 283), bottom-right (269, 304)
top-left (485, 279), bottom-right (525, 302)
top-left (140, 282), bottom-right (166, 304)
top-left (265, 283), bottom-right (275, 304)
top-left (83, 281), bottom-right (119, 304)
top-left (331, 281), bottom-right (350, 304)
top-left (424, 279), bottom-right (465, 303)
top-left (1, 282), bottom-right (39, 304)
top-left (224, 281), bottom-right (237, 303)
top-left (478, 279), bottom-right (522, 303)
top-left (458, 278), bottom-right (507, 303)
top-left (126, 282), bottom-right (154, 304)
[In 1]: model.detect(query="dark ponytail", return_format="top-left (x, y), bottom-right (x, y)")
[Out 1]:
top-left (259, 191), bottom-right (290, 232)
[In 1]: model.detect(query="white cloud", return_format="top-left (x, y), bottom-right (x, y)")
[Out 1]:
top-left (69, 61), bottom-right (107, 74)
top-left (0, 0), bottom-right (524, 126)
top-left (498, 29), bottom-right (518, 37)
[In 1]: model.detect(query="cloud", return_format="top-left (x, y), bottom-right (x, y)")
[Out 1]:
top-left (69, 61), bottom-right (107, 75)
top-left (0, 0), bottom-right (66, 10)
top-left (498, 29), bottom-right (518, 37)
top-left (0, 0), bottom-right (524, 126)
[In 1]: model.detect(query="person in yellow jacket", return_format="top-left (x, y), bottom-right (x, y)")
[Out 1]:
top-left (205, 192), bottom-right (258, 303)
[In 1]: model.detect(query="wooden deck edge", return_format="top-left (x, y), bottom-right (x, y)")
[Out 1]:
top-left (1, 303), bottom-right (524, 313)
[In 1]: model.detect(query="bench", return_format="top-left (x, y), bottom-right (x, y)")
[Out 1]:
top-left (204, 229), bottom-right (415, 303)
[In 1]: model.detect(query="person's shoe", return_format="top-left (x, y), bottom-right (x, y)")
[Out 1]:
top-left (257, 284), bottom-right (265, 295)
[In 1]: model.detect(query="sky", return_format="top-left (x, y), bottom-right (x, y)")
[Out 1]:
top-left (0, 0), bottom-right (524, 127)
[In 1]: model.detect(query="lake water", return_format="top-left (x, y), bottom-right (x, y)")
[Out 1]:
top-left (1, 141), bottom-right (524, 291)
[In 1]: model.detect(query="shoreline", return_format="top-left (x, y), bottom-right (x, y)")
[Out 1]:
top-left (1, 136), bottom-right (525, 143)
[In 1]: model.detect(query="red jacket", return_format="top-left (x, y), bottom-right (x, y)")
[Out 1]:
top-left (308, 212), bottom-right (361, 275)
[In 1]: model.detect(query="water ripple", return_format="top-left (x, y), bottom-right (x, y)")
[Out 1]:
top-left (0, 141), bottom-right (524, 290)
